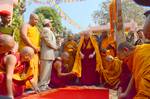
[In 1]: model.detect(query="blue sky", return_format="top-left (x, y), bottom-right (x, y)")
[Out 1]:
top-left (24, 0), bottom-right (105, 33)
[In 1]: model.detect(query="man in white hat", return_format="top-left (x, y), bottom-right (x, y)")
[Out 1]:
top-left (38, 19), bottom-right (58, 91)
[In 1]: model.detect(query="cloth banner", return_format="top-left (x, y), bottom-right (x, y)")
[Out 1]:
top-left (110, 0), bottom-right (126, 46)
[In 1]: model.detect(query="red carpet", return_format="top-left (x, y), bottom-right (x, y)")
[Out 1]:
top-left (16, 86), bottom-right (109, 99)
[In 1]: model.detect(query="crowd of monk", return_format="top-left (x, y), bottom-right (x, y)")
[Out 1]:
top-left (0, 1), bottom-right (150, 99)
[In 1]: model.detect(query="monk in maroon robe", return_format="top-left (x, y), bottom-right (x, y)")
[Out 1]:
top-left (0, 35), bottom-right (38, 98)
top-left (49, 52), bottom-right (76, 88)
top-left (119, 62), bottom-right (136, 99)
top-left (72, 31), bottom-right (102, 86)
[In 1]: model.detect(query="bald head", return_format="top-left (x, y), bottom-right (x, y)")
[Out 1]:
top-left (20, 46), bottom-right (34, 62)
top-left (21, 46), bottom-right (34, 55)
top-left (117, 42), bottom-right (135, 60)
top-left (83, 31), bottom-right (91, 40)
top-left (30, 13), bottom-right (38, 20)
top-left (0, 35), bottom-right (15, 54)
top-left (61, 52), bottom-right (69, 61)
top-left (29, 13), bottom-right (39, 26)
top-left (143, 15), bottom-right (150, 39)
top-left (61, 51), bottom-right (69, 57)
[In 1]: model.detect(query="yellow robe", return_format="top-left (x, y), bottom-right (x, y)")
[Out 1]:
top-left (72, 36), bottom-right (103, 77)
top-left (100, 36), bottom-right (121, 88)
top-left (63, 40), bottom-right (77, 72)
top-left (130, 44), bottom-right (150, 98)
top-left (19, 26), bottom-right (40, 88)
top-left (102, 58), bottom-right (122, 87)
top-left (101, 36), bottom-right (116, 57)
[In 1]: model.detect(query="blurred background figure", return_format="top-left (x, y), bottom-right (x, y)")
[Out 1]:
top-left (55, 36), bottom-right (63, 57)
top-left (126, 31), bottom-right (137, 45)
top-left (135, 29), bottom-right (145, 45)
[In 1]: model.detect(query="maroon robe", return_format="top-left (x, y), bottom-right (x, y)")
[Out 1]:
top-left (49, 59), bottom-right (76, 88)
top-left (80, 39), bottom-right (100, 85)
top-left (0, 53), bottom-right (32, 97)
top-left (119, 62), bottom-right (136, 99)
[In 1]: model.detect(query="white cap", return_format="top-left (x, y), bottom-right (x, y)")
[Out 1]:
top-left (43, 19), bottom-right (52, 25)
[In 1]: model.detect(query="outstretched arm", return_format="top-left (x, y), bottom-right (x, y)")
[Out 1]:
top-left (54, 61), bottom-right (74, 77)
top-left (5, 55), bottom-right (17, 98)
top-left (119, 76), bottom-right (134, 99)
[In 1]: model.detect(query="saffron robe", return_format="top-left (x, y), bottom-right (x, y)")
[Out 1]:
top-left (19, 25), bottom-right (40, 88)
top-left (100, 36), bottom-right (119, 88)
top-left (126, 44), bottom-right (150, 98)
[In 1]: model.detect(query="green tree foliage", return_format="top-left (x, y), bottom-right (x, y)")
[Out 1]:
top-left (35, 6), bottom-right (63, 35)
top-left (92, 0), bottom-right (111, 25)
top-left (92, 0), bottom-right (146, 26)
top-left (122, 0), bottom-right (146, 26)
top-left (12, 0), bottom-right (25, 42)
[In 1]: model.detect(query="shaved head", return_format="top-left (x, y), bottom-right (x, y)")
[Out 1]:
top-left (83, 31), bottom-right (91, 40)
top-left (0, 34), bottom-right (15, 54)
top-left (84, 30), bottom-right (90, 35)
top-left (21, 46), bottom-right (34, 55)
top-left (143, 15), bottom-right (150, 39)
top-left (20, 46), bottom-right (34, 62)
top-left (61, 52), bottom-right (69, 61)
top-left (29, 13), bottom-right (39, 26)
top-left (30, 13), bottom-right (38, 20)
top-left (117, 42), bottom-right (135, 60)
top-left (61, 51), bottom-right (69, 57)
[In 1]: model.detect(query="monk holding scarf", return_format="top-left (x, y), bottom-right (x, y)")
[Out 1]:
top-left (99, 30), bottom-right (120, 88)
top-left (118, 15), bottom-right (150, 99)
top-left (72, 31), bottom-right (102, 85)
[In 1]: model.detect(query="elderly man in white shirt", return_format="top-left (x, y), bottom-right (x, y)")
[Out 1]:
top-left (39, 19), bottom-right (58, 91)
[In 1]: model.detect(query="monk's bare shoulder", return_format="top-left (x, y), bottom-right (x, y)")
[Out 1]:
top-left (54, 60), bottom-right (62, 70)
top-left (54, 60), bottom-right (61, 66)
top-left (21, 23), bottom-right (30, 36)
top-left (4, 54), bottom-right (17, 65)
top-left (21, 23), bottom-right (30, 29)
